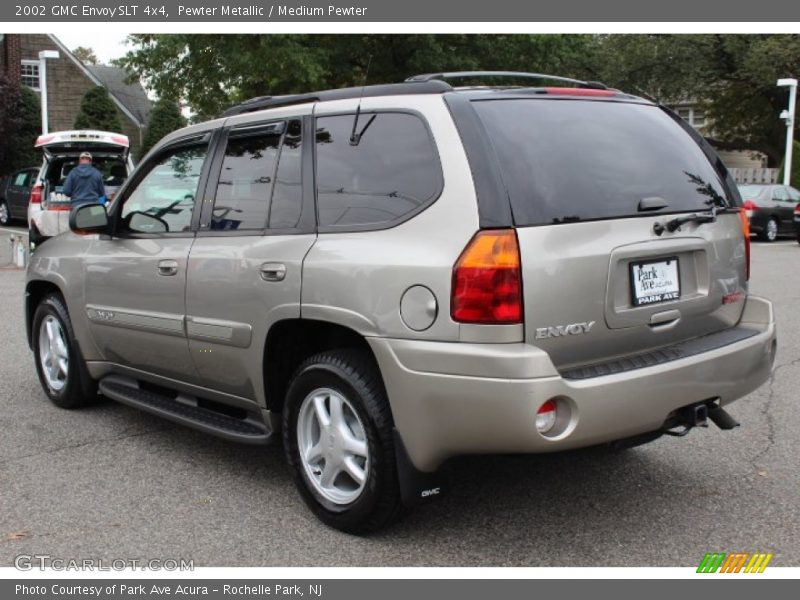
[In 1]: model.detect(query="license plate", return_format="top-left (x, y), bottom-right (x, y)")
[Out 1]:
top-left (630, 257), bottom-right (680, 306)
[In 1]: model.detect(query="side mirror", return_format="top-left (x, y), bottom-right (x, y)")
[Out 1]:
top-left (69, 203), bottom-right (109, 234)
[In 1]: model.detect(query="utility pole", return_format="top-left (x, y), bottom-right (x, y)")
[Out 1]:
top-left (777, 78), bottom-right (797, 186)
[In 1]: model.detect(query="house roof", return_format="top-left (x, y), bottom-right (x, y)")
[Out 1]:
top-left (86, 64), bottom-right (151, 125)
top-left (47, 34), bottom-right (150, 128)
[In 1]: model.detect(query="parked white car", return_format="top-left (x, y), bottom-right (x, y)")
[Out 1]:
top-left (28, 130), bottom-right (134, 246)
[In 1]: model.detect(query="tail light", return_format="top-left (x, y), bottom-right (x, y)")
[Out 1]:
top-left (451, 229), bottom-right (523, 324)
top-left (795, 204), bottom-right (800, 215)
top-left (743, 199), bottom-right (758, 219)
top-left (738, 209), bottom-right (751, 281)
top-left (29, 184), bottom-right (42, 205)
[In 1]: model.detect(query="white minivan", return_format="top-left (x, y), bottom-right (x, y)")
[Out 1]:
top-left (28, 130), bottom-right (134, 246)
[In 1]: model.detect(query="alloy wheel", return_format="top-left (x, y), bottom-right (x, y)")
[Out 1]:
top-left (296, 387), bottom-right (370, 505)
top-left (38, 315), bottom-right (69, 391)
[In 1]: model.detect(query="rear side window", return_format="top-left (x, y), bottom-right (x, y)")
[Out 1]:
top-left (472, 99), bottom-right (730, 226)
top-left (212, 126), bottom-right (282, 230)
top-left (315, 112), bottom-right (442, 228)
top-left (269, 120), bottom-right (303, 229)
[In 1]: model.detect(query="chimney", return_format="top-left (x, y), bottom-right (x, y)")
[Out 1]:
top-left (2, 34), bottom-right (22, 85)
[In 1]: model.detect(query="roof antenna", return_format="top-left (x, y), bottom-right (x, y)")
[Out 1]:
top-left (350, 55), bottom-right (375, 146)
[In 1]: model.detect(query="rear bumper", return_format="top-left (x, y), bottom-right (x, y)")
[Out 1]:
top-left (369, 296), bottom-right (776, 472)
top-left (28, 204), bottom-right (68, 239)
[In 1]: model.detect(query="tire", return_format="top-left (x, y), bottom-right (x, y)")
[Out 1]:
top-left (759, 217), bottom-right (778, 242)
top-left (0, 200), bottom-right (9, 226)
top-left (32, 293), bottom-right (97, 409)
top-left (283, 349), bottom-right (404, 534)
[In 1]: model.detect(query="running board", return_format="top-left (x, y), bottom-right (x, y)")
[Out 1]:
top-left (98, 377), bottom-right (272, 445)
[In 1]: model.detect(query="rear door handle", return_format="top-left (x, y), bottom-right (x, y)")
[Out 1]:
top-left (157, 259), bottom-right (179, 276)
top-left (259, 262), bottom-right (286, 282)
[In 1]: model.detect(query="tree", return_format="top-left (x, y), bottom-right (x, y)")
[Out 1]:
top-left (73, 46), bottom-right (99, 65)
top-left (141, 97), bottom-right (186, 156)
top-left (115, 34), bottom-right (593, 120)
top-left (0, 77), bottom-right (42, 174)
top-left (116, 34), bottom-right (800, 163)
top-left (74, 86), bottom-right (122, 132)
top-left (586, 35), bottom-right (800, 166)
top-left (777, 140), bottom-right (800, 186)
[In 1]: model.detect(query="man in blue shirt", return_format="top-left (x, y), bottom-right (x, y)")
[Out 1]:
top-left (63, 152), bottom-right (106, 206)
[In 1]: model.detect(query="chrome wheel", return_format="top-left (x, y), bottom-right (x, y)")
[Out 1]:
top-left (0, 202), bottom-right (8, 225)
top-left (296, 387), bottom-right (369, 505)
top-left (38, 315), bottom-right (69, 391)
top-left (766, 218), bottom-right (778, 241)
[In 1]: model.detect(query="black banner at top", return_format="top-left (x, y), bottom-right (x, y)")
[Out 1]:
top-left (3, 0), bottom-right (800, 22)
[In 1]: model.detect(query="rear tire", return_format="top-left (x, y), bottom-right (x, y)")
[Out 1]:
top-left (32, 294), bottom-right (97, 409)
top-left (283, 349), bottom-right (404, 534)
top-left (759, 217), bottom-right (778, 242)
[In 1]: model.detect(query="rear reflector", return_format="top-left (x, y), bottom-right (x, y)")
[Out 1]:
top-left (738, 209), bottom-right (751, 281)
top-left (535, 400), bottom-right (558, 434)
top-left (451, 229), bottom-right (523, 324)
top-left (543, 87), bottom-right (616, 97)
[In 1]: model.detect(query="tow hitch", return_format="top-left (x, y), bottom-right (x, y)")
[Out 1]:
top-left (664, 400), bottom-right (739, 437)
top-left (610, 400), bottom-right (740, 449)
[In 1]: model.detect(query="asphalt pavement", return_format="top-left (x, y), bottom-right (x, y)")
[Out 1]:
top-left (1, 239), bottom-right (798, 567)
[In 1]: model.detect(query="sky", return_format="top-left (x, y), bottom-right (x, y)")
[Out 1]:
top-left (55, 32), bottom-right (132, 64)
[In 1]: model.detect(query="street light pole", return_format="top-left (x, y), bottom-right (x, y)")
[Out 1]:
top-left (38, 50), bottom-right (60, 135)
top-left (777, 78), bottom-right (797, 186)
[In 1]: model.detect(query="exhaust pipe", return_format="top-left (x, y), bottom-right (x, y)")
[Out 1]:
top-left (707, 404), bottom-right (740, 430)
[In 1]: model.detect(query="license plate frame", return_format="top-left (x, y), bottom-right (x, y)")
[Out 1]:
top-left (629, 257), bottom-right (681, 307)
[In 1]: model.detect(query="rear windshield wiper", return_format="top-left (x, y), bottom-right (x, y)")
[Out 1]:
top-left (653, 203), bottom-right (735, 236)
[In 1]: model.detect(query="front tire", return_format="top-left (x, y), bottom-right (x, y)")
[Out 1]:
top-left (283, 349), bottom-right (403, 533)
top-left (32, 294), bottom-right (97, 408)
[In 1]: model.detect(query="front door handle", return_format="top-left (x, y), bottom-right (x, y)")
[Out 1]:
top-left (157, 259), bottom-right (179, 276)
top-left (259, 262), bottom-right (286, 282)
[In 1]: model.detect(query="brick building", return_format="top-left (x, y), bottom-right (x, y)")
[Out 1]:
top-left (1, 33), bottom-right (150, 159)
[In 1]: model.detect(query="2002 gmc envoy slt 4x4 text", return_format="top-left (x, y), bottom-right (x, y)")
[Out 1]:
top-left (25, 72), bottom-right (777, 533)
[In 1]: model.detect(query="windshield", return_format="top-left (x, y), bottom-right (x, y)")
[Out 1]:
top-left (472, 99), bottom-right (730, 226)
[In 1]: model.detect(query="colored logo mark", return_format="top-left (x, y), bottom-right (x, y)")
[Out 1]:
top-left (697, 552), bottom-right (773, 573)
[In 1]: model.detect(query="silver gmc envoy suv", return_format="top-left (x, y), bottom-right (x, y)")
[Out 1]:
top-left (25, 72), bottom-right (777, 533)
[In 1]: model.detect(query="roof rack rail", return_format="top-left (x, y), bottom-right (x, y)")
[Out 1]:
top-left (405, 71), bottom-right (608, 90)
top-left (221, 80), bottom-right (452, 117)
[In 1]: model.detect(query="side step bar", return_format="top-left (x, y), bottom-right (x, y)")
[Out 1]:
top-left (98, 377), bottom-right (272, 445)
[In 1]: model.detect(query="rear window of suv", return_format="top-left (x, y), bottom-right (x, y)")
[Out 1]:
top-left (472, 99), bottom-right (730, 226)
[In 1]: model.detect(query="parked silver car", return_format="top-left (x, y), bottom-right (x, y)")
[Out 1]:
top-left (25, 72), bottom-right (776, 533)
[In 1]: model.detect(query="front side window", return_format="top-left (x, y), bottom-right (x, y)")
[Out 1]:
top-left (315, 112), bottom-right (442, 228)
top-left (211, 128), bottom-right (282, 230)
top-left (120, 144), bottom-right (208, 234)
